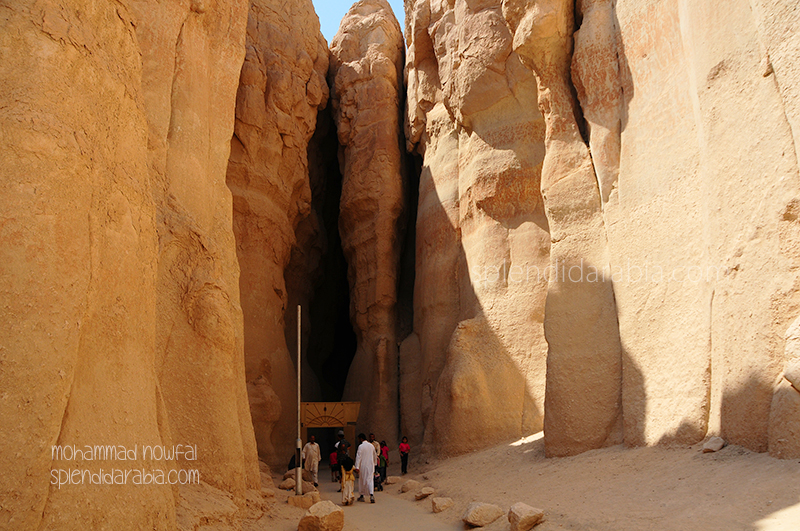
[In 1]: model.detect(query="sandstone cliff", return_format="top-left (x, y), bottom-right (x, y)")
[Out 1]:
top-left (404, 0), bottom-right (800, 459)
top-left (226, 0), bottom-right (329, 465)
top-left (404, 0), bottom-right (552, 456)
top-left (1, 0), bottom-right (260, 528)
top-left (130, 0), bottom-right (259, 496)
top-left (329, 0), bottom-right (407, 443)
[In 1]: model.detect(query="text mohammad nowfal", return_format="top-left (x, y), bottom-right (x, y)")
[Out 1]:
top-left (51, 444), bottom-right (197, 461)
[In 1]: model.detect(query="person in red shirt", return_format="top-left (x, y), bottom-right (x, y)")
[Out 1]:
top-left (330, 449), bottom-right (339, 482)
top-left (399, 436), bottom-right (410, 475)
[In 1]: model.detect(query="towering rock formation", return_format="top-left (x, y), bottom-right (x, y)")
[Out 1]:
top-left (403, 0), bottom-right (800, 459)
top-left (129, 0), bottom-right (259, 496)
top-left (504, 0), bottom-right (623, 456)
top-left (1, 0), bottom-right (259, 528)
top-left (0, 3), bottom-right (171, 528)
top-left (404, 0), bottom-right (552, 456)
top-left (226, 0), bottom-right (329, 465)
top-left (605, 0), bottom-right (800, 451)
top-left (329, 0), bottom-right (406, 442)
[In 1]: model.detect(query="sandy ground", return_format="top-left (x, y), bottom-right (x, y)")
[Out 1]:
top-left (260, 434), bottom-right (800, 531)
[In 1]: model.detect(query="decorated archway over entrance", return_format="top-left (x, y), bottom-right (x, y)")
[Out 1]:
top-left (301, 402), bottom-right (360, 449)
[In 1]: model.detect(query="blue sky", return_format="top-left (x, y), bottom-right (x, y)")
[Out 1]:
top-left (311, 0), bottom-right (405, 44)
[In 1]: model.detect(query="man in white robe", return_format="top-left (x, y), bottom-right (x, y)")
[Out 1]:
top-left (302, 435), bottom-right (321, 486)
top-left (354, 433), bottom-right (377, 503)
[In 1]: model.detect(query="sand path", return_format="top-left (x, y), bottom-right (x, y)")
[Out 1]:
top-left (314, 470), bottom-right (457, 531)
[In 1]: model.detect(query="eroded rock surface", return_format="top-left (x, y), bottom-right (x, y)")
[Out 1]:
top-left (226, 0), bottom-right (329, 465)
top-left (404, 0), bottom-right (551, 458)
top-left (1, 0), bottom-right (259, 528)
top-left (329, 0), bottom-right (406, 441)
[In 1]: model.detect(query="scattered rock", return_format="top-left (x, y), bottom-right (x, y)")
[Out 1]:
top-left (261, 488), bottom-right (275, 498)
top-left (401, 480), bottom-right (422, 493)
top-left (298, 500), bottom-right (344, 531)
top-left (785, 358), bottom-right (800, 390)
top-left (384, 476), bottom-right (401, 485)
top-left (431, 497), bottom-right (454, 513)
top-left (261, 471), bottom-right (275, 489)
top-left (462, 502), bottom-right (505, 527)
top-left (279, 478), bottom-right (296, 490)
top-left (284, 468), bottom-right (313, 482)
top-left (415, 487), bottom-right (435, 500)
top-left (508, 502), bottom-right (544, 531)
top-left (289, 491), bottom-right (322, 510)
top-left (703, 437), bottom-right (727, 453)
top-left (303, 481), bottom-right (317, 493)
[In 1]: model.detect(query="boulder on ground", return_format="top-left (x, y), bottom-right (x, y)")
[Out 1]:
top-left (508, 502), bottom-right (544, 531)
top-left (384, 476), bottom-right (401, 485)
top-left (785, 358), bottom-right (800, 390)
top-left (703, 437), bottom-right (726, 453)
top-left (415, 487), bottom-right (435, 500)
top-left (431, 497), bottom-right (454, 513)
top-left (289, 491), bottom-right (322, 510)
top-left (298, 500), bottom-right (344, 531)
top-left (303, 481), bottom-right (317, 493)
top-left (400, 479), bottom-right (421, 493)
top-left (463, 502), bottom-right (504, 527)
top-left (279, 478), bottom-right (296, 490)
top-left (284, 468), bottom-right (313, 482)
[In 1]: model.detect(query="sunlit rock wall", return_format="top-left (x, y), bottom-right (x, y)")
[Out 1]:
top-left (329, 0), bottom-right (407, 443)
top-left (226, 0), bottom-right (329, 465)
top-left (404, 0), bottom-right (551, 456)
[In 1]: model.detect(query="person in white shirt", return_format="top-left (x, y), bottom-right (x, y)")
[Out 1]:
top-left (354, 433), bottom-right (377, 503)
top-left (302, 435), bottom-right (321, 486)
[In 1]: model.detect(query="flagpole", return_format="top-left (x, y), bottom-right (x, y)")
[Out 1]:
top-left (296, 304), bottom-right (302, 496)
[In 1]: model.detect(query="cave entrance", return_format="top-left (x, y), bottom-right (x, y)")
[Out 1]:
top-left (298, 108), bottom-right (358, 403)
top-left (301, 401), bottom-right (360, 465)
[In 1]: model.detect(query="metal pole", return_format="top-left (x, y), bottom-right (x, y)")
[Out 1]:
top-left (295, 304), bottom-right (302, 496)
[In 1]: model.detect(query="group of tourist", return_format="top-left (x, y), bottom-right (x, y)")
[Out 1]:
top-left (317, 430), bottom-right (412, 506)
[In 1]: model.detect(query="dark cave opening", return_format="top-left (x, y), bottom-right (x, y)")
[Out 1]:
top-left (300, 105), bottom-right (358, 402)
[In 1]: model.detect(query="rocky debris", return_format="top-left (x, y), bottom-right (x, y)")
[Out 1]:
top-left (462, 502), bottom-right (505, 527)
top-left (770, 319), bottom-right (800, 458)
top-left (384, 476), bottom-right (401, 485)
top-left (401, 480), bottom-right (422, 493)
top-left (703, 437), bottom-right (727, 453)
top-left (431, 497), bottom-right (454, 513)
top-left (298, 501), bottom-right (345, 531)
top-left (262, 488), bottom-right (276, 498)
top-left (280, 478), bottom-right (296, 490)
top-left (289, 491), bottom-right (322, 509)
top-left (415, 487), bottom-right (435, 500)
top-left (284, 468), bottom-right (314, 482)
top-left (329, 0), bottom-right (406, 442)
top-left (175, 483), bottom-right (239, 531)
top-left (785, 358), bottom-right (800, 391)
top-left (508, 502), bottom-right (544, 531)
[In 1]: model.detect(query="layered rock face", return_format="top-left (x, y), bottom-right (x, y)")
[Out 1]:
top-left (404, 0), bottom-right (800, 459)
top-left (1, 0), bottom-right (259, 528)
top-left (226, 0), bottom-right (329, 465)
top-left (130, 0), bottom-right (259, 496)
top-left (329, 0), bottom-right (406, 442)
top-left (0, 3), bottom-right (170, 528)
top-left (404, 0), bottom-right (551, 455)
top-left (501, 0), bottom-right (800, 456)
top-left (604, 0), bottom-right (800, 454)
top-left (505, 0), bottom-right (623, 457)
